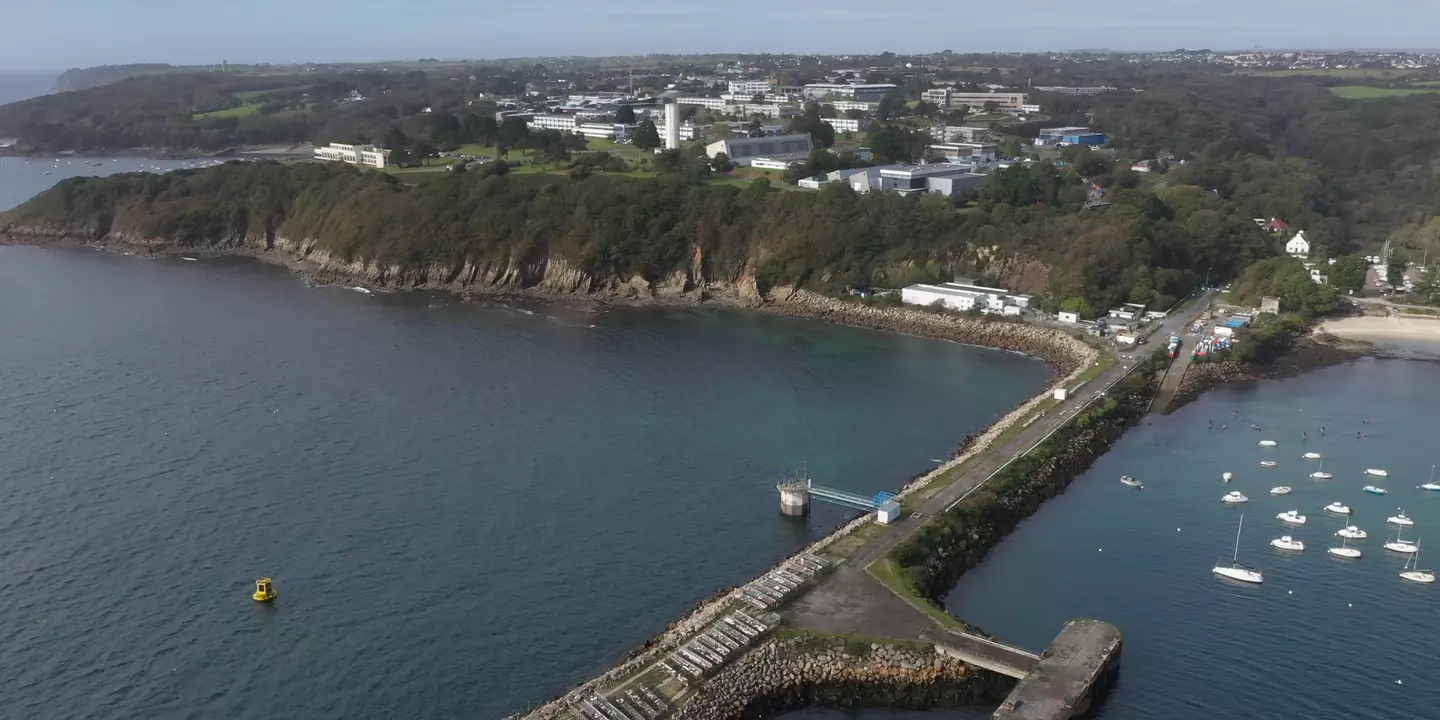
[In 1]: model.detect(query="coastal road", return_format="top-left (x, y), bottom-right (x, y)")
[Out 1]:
top-left (786, 293), bottom-right (1214, 638)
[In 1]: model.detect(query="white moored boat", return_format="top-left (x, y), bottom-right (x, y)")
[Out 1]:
top-left (1329, 536), bottom-right (1362, 559)
top-left (1337, 525), bottom-right (1368, 540)
top-left (1259, 440), bottom-right (1277, 447)
top-left (1214, 513), bottom-right (1265, 584)
top-left (1364, 486), bottom-right (1388, 495)
top-left (1271, 486), bottom-right (1293, 495)
top-left (1311, 461), bottom-right (1332, 480)
top-left (1223, 491), bottom-right (1249, 504)
top-left (1260, 461), bottom-right (1277, 468)
top-left (1277, 510), bottom-right (1306, 525)
top-left (1389, 510), bottom-right (1414, 527)
top-left (1326, 502), bottom-right (1352, 515)
top-left (1304, 452), bottom-right (1322, 460)
top-left (1420, 465), bottom-right (1440, 492)
top-left (1366, 468), bottom-right (1389, 477)
top-left (1121, 476), bottom-right (1143, 489)
top-left (1271, 536), bottom-right (1305, 552)
top-left (1385, 527), bottom-right (1418, 554)
top-left (1400, 543), bottom-right (1435, 584)
top-left (1222, 472), bottom-right (1234, 482)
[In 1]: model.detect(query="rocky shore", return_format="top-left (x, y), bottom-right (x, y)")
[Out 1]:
top-left (674, 636), bottom-right (1013, 720)
top-left (1167, 336), bottom-right (1363, 412)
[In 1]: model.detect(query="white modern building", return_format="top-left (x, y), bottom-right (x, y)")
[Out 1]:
top-left (825, 117), bottom-right (869, 133)
top-left (1108, 303), bottom-right (1148, 321)
top-left (315, 143), bottom-right (391, 169)
top-left (830, 100), bottom-right (878, 113)
top-left (802, 83), bottom-right (897, 101)
top-left (705, 133), bottom-right (813, 166)
top-left (1286, 230), bottom-right (1311, 257)
top-left (654, 122), bottom-right (701, 141)
top-left (947, 91), bottom-right (1028, 113)
top-left (528, 114), bottom-right (578, 131)
top-left (921, 87), bottom-right (952, 106)
top-left (927, 142), bottom-right (998, 163)
top-left (900, 282), bottom-right (1030, 315)
top-left (931, 125), bottom-right (993, 143)
top-left (728, 79), bottom-right (773, 96)
top-left (674, 96), bottom-right (729, 110)
top-left (749, 153), bottom-right (811, 170)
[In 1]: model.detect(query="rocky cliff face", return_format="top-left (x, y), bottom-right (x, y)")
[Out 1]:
top-left (675, 637), bottom-right (1013, 720)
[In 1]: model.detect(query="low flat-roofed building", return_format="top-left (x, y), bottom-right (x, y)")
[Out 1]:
top-left (705, 133), bottom-right (813, 166)
top-left (900, 281), bottom-right (1030, 314)
top-left (528, 114), bottom-right (577, 131)
top-left (878, 164), bottom-right (991, 197)
top-left (928, 142), bottom-right (998, 163)
top-left (825, 117), bottom-right (870, 133)
top-left (315, 142), bottom-right (391, 168)
top-left (948, 91), bottom-right (1028, 113)
top-left (802, 83), bottom-right (897, 101)
top-left (1108, 303), bottom-right (1148, 321)
top-left (749, 153), bottom-right (811, 170)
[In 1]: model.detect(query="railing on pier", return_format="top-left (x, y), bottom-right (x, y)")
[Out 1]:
top-left (809, 483), bottom-right (895, 510)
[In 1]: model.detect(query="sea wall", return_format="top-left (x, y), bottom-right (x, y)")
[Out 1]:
top-left (890, 352), bottom-right (1166, 608)
top-left (1168, 335), bottom-right (1362, 413)
top-left (675, 636), bottom-right (1014, 720)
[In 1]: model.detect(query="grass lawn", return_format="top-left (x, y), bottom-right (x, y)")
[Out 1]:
top-left (193, 104), bottom-right (261, 119)
top-left (1330, 85), bottom-right (1440, 99)
top-left (865, 558), bottom-right (966, 631)
top-left (452, 144), bottom-right (530, 161)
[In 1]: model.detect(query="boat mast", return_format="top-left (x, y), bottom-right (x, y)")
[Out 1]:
top-left (1233, 513), bottom-right (1245, 563)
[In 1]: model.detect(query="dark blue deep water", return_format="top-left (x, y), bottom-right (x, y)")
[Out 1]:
top-left (0, 161), bottom-right (1051, 718)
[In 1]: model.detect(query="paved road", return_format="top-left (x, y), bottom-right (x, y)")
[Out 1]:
top-left (846, 291), bottom-right (1214, 571)
top-left (785, 293), bottom-right (1214, 639)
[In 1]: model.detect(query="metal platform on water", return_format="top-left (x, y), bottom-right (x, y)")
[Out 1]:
top-left (809, 485), bottom-right (895, 510)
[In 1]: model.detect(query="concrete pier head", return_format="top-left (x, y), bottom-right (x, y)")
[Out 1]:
top-left (777, 478), bottom-right (810, 516)
top-left (992, 619), bottom-right (1122, 720)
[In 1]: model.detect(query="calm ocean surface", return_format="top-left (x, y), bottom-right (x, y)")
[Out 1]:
top-left (0, 160), bottom-right (1051, 718)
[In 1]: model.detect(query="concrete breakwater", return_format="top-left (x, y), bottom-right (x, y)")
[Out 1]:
top-left (675, 636), bottom-right (1013, 720)
top-left (893, 356), bottom-right (1163, 606)
top-left (1166, 336), bottom-right (1362, 413)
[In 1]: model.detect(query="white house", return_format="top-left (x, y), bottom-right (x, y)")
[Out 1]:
top-left (1285, 230), bottom-right (1311, 257)
top-left (1058, 311), bottom-right (1080, 324)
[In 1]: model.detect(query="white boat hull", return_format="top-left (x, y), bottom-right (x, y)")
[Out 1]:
top-left (1364, 486), bottom-right (1388, 495)
top-left (1270, 486), bottom-right (1292, 495)
top-left (1385, 542), bottom-right (1418, 554)
top-left (1222, 493), bottom-right (1248, 504)
top-left (1310, 473), bottom-right (1332, 480)
top-left (1337, 528), bottom-right (1368, 540)
top-left (1325, 504), bottom-right (1351, 515)
top-left (1214, 565), bottom-right (1264, 583)
top-left (1259, 440), bottom-right (1277, 447)
top-left (1271, 537), bottom-right (1305, 551)
top-left (1400, 571), bottom-right (1435, 584)
top-left (1303, 452), bottom-right (1321, 460)
top-left (1260, 461), bottom-right (1276, 468)
top-left (1277, 512), bottom-right (1306, 525)
top-left (1328, 547), bottom-right (1362, 558)
top-left (1366, 469), bottom-right (1389, 477)
top-left (1389, 516), bottom-right (1414, 526)
top-left (1420, 484), bottom-right (1440, 492)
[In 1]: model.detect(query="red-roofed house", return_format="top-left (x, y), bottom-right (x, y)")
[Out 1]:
top-left (1262, 218), bottom-right (1290, 233)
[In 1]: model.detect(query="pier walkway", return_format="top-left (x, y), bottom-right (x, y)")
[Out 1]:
top-left (921, 629), bottom-right (1039, 679)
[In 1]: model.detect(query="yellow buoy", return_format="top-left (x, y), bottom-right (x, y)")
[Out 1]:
top-left (253, 576), bottom-right (276, 603)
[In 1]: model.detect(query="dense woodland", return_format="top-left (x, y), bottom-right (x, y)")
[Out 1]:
top-left (6, 63), bottom-right (1440, 312)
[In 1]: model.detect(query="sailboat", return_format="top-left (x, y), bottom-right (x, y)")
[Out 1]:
top-left (1328, 535), bottom-right (1362, 559)
top-left (1385, 527), bottom-right (1419, 554)
top-left (1311, 460), bottom-right (1332, 480)
top-left (1388, 509), bottom-right (1414, 527)
top-left (1400, 541), bottom-right (1435, 584)
top-left (1214, 513), bottom-right (1265, 584)
top-left (1420, 465), bottom-right (1440, 492)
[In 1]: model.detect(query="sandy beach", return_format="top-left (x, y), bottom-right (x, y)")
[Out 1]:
top-left (1318, 315), bottom-right (1440, 359)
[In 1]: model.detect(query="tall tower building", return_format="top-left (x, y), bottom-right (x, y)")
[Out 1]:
top-left (663, 101), bottom-right (681, 150)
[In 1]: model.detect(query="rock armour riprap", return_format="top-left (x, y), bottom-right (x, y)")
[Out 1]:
top-left (675, 637), bottom-right (1013, 720)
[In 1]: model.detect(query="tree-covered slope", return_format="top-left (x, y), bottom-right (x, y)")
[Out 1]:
top-left (0, 160), bottom-right (1274, 309)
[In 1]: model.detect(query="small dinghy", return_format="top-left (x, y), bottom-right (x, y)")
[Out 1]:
top-left (1120, 476), bottom-right (1143, 489)
top-left (1271, 486), bottom-right (1293, 495)
top-left (1259, 440), bottom-right (1277, 447)
top-left (1260, 461), bottom-right (1277, 468)
top-left (1222, 472), bottom-right (1234, 482)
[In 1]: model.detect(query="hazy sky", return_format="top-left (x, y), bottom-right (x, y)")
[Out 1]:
top-left (4, 0), bottom-right (1438, 71)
